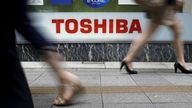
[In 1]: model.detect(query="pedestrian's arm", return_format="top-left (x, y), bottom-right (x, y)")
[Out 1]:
top-left (14, 0), bottom-right (50, 50)
top-left (14, 0), bottom-right (65, 73)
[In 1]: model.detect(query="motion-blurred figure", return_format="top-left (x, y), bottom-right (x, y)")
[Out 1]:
top-left (120, 0), bottom-right (192, 74)
top-left (0, 0), bottom-right (84, 108)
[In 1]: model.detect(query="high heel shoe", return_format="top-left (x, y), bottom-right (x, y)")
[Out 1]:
top-left (120, 61), bottom-right (137, 74)
top-left (174, 62), bottom-right (192, 74)
top-left (53, 79), bottom-right (85, 106)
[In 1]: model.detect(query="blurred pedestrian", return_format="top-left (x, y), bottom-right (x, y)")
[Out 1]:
top-left (120, 0), bottom-right (192, 74)
top-left (0, 0), bottom-right (84, 108)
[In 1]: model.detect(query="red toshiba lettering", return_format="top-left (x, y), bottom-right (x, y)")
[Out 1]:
top-left (129, 19), bottom-right (142, 33)
top-left (52, 18), bottom-right (142, 34)
top-left (94, 19), bottom-right (107, 33)
top-left (65, 19), bottom-right (78, 33)
top-left (52, 19), bottom-right (64, 33)
top-left (80, 19), bottom-right (92, 33)
top-left (116, 19), bottom-right (128, 33)
top-left (109, 19), bottom-right (113, 33)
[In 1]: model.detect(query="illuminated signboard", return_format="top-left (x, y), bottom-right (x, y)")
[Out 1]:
top-left (16, 0), bottom-right (191, 43)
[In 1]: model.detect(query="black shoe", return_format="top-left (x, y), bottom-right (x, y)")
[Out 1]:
top-left (120, 61), bottom-right (137, 74)
top-left (174, 62), bottom-right (192, 74)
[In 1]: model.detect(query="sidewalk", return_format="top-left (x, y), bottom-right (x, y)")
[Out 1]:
top-left (23, 62), bottom-right (192, 108)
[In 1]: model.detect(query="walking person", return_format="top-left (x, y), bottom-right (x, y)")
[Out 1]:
top-left (0, 0), bottom-right (84, 108)
top-left (120, 0), bottom-right (192, 74)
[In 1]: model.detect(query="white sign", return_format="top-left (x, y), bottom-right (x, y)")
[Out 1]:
top-left (28, 0), bottom-right (44, 5)
top-left (118, 0), bottom-right (136, 5)
top-left (16, 12), bottom-right (192, 43)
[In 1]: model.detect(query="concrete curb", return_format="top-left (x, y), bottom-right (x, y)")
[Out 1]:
top-left (21, 62), bottom-right (192, 69)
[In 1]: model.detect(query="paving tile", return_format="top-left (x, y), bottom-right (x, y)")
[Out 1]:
top-left (75, 69), bottom-right (101, 76)
top-left (77, 69), bottom-right (105, 72)
top-left (103, 93), bottom-right (151, 103)
top-left (155, 103), bottom-right (192, 108)
top-left (42, 68), bottom-right (77, 72)
top-left (78, 75), bottom-right (101, 86)
top-left (30, 72), bottom-right (59, 87)
top-left (101, 75), bottom-right (136, 86)
top-left (146, 92), bottom-right (192, 103)
top-left (52, 104), bottom-right (102, 108)
top-left (32, 94), bottom-right (55, 108)
top-left (33, 94), bottom-right (102, 108)
top-left (72, 94), bottom-right (102, 104)
top-left (185, 93), bottom-right (192, 99)
top-left (25, 70), bottom-right (44, 84)
top-left (159, 74), bottom-right (192, 85)
top-left (131, 73), bottom-right (173, 86)
top-left (100, 69), bottom-right (126, 76)
top-left (104, 103), bottom-right (155, 108)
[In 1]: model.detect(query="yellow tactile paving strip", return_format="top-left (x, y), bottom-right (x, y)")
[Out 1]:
top-left (31, 86), bottom-right (192, 94)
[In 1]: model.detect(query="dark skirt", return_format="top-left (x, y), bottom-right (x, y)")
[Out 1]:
top-left (0, 49), bottom-right (34, 108)
top-left (134, 0), bottom-right (177, 25)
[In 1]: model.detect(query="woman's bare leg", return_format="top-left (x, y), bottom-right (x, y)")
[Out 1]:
top-left (123, 21), bottom-right (159, 69)
top-left (169, 20), bottom-right (188, 69)
top-left (44, 52), bottom-right (84, 105)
